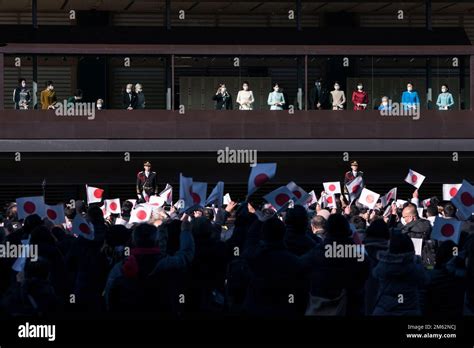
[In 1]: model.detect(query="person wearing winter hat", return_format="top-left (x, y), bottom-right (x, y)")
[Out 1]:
top-left (243, 217), bottom-right (307, 317)
top-left (372, 231), bottom-right (428, 315)
top-left (301, 214), bottom-right (370, 316)
top-left (284, 205), bottom-right (316, 256)
top-left (104, 221), bottom-right (194, 315)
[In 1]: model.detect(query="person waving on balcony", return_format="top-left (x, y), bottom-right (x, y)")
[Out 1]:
top-left (212, 84), bottom-right (233, 110)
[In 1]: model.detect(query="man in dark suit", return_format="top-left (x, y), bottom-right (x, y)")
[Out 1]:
top-left (136, 161), bottom-right (158, 203)
top-left (309, 78), bottom-right (330, 110)
top-left (212, 84), bottom-right (233, 110)
top-left (344, 160), bottom-right (364, 187)
top-left (123, 83), bottom-right (138, 110)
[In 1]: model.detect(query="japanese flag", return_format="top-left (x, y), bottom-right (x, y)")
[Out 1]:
top-left (223, 193), bottom-right (232, 205)
top-left (248, 163), bottom-right (277, 196)
top-left (346, 176), bottom-right (364, 202)
top-left (105, 199), bottom-right (121, 215)
top-left (396, 199), bottom-right (408, 208)
top-left (319, 193), bottom-right (336, 209)
top-left (451, 179), bottom-right (474, 221)
top-left (286, 181), bottom-right (308, 201)
top-left (16, 196), bottom-right (46, 220)
top-left (129, 203), bottom-right (152, 224)
top-left (263, 186), bottom-right (296, 213)
top-left (206, 181), bottom-right (224, 207)
top-left (380, 187), bottom-right (397, 208)
top-left (44, 203), bottom-right (66, 224)
top-left (149, 195), bottom-right (166, 207)
top-left (422, 198), bottom-right (432, 209)
top-left (431, 216), bottom-right (462, 244)
top-left (159, 184), bottom-right (173, 205)
top-left (404, 169), bottom-right (425, 189)
top-left (100, 204), bottom-right (108, 218)
top-left (358, 188), bottom-right (380, 210)
top-left (191, 182), bottom-right (208, 207)
top-left (86, 185), bottom-right (104, 204)
top-left (443, 184), bottom-right (462, 201)
top-left (302, 190), bottom-right (318, 207)
top-left (179, 173), bottom-right (194, 210)
top-left (323, 181), bottom-right (341, 195)
top-left (72, 214), bottom-right (95, 240)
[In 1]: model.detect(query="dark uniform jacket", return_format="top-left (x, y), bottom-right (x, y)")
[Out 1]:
top-left (122, 91), bottom-right (138, 109)
top-left (344, 170), bottom-right (364, 186)
top-left (136, 171), bottom-right (158, 196)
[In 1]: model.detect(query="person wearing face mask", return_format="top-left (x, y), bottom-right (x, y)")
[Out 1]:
top-left (122, 83), bottom-right (138, 110)
top-left (351, 82), bottom-right (369, 111)
top-left (136, 161), bottom-right (158, 203)
top-left (309, 78), bottom-right (329, 110)
top-left (267, 83), bottom-right (285, 111)
top-left (329, 81), bottom-right (346, 111)
top-left (212, 83), bottom-right (233, 110)
top-left (40, 80), bottom-right (57, 110)
top-left (401, 83), bottom-right (420, 112)
top-left (135, 83), bottom-right (146, 109)
top-left (436, 84), bottom-right (454, 111)
top-left (236, 81), bottom-right (255, 110)
top-left (378, 96), bottom-right (392, 112)
top-left (398, 204), bottom-right (431, 240)
top-left (13, 78), bottom-right (31, 110)
top-left (96, 99), bottom-right (104, 110)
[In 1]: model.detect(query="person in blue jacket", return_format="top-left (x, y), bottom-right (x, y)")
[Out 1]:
top-left (401, 83), bottom-right (420, 113)
top-left (436, 84), bottom-right (454, 110)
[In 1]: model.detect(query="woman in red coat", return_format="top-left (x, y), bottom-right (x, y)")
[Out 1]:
top-left (352, 82), bottom-right (369, 111)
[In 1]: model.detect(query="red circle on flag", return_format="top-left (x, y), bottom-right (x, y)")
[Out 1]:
top-left (327, 196), bottom-right (333, 204)
top-left (328, 184), bottom-right (336, 192)
top-left (293, 191), bottom-right (302, 199)
top-left (93, 189), bottom-right (102, 198)
top-left (23, 201), bottom-right (36, 214)
top-left (441, 224), bottom-right (455, 237)
top-left (366, 195), bottom-right (375, 204)
top-left (411, 174), bottom-right (418, 183)
top-left (387, 192), bottom-right (393, 201)
top-left (449, 187), bottom-right (458, 197)
top-left (109, 202), bottom-right (118, 211)
top-left (191, 192), bottom-right (201, 204)
top-left (352, 184), bottom-right (360, 194)
top-left (254, 173), bottom-right (269, 187)
top-left (47, 209), bottom-right (57, 220)
top-left (167, 191), bottom-right (172, 201)
top-left (79, 223), bottom-right (91, 234)
top-left (136, 210), bottom-right (147, 220)
top-left (275, 193), bottom-right (290, 206)
top-left (461, 192), bottom-right (473, 206)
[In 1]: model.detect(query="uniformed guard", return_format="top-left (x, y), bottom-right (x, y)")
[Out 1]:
top-left (344, 160), bottom-right (364, 193)
top-left (136, 161), bottom-right (158, 203)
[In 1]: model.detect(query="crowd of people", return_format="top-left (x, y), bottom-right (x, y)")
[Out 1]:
top-left (13, 78), bottom-right (456, 112)
top-left (0, 169), bottom-right (473, 319)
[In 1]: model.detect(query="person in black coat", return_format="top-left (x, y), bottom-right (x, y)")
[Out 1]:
top-left (424, 240), bottom-right (466, 316)
top-left (122, 83), bottom-right (138, 110)
top-left (0, 257), bottom-right (62, 318)
top-left (300, 213), bottom-right (370, 316)
top-left (372, 231), bottom-right (428, 316)
top-left (243, 217), bottom-right (308, 317)
top-left (309, 78), bottom-right (330, 110)
top-left (212, 84), bottom-right (233, 110)
top-left (284, 205), bottom-right (316, 256)
top-left (363, 219), bottom-right (390, 315)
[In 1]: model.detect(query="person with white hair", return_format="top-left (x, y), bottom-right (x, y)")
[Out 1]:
top-left (135, 83), bottom-right (146, 109)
